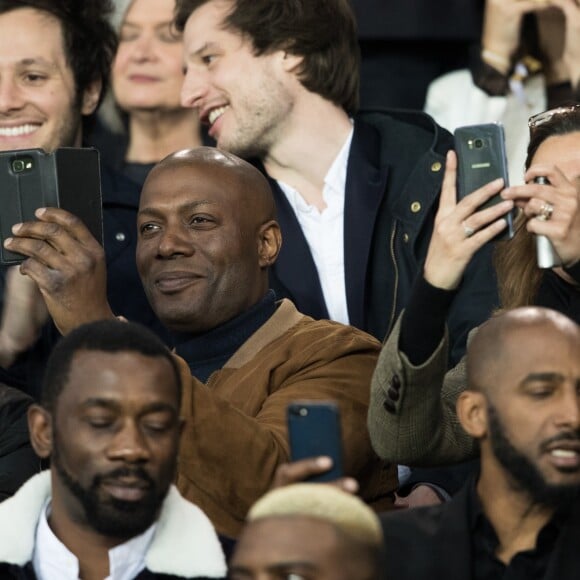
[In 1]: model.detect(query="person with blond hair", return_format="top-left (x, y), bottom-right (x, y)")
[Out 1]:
top-left (230, 483), bottom-right (383, 580)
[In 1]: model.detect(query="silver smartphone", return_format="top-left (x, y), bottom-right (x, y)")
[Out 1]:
top-left (454, 123), bottom-right (515, 241)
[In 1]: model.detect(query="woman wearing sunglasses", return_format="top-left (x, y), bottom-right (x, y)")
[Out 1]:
top-left (368, 105), bottom-right (580, 466)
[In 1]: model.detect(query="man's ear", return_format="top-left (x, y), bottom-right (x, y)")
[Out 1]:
top-left (258, 220), bottom-right (282, 268)
top-left (279, 51), bottom-right (303, 74)
top-left (457, 390), bottom-right (488, 439)
top-left (81, 78), bottom-right (103, 116)
top-left (28, 404), bottom-right (53, 459)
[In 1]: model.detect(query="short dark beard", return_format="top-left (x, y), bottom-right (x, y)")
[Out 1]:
top-left (52, 445), bottom-right (167, 539)
top-left (488, 404), bottom-right (580, 510)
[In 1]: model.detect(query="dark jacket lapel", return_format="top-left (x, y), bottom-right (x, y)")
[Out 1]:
top-left (380, 482), bottom-right (473, 579)
top-left (264, 172), bottom-right (328, 319)
top-left (436, 483), bottom-right (475, 579)
top-left (343, 119), bottom-right (389, 329)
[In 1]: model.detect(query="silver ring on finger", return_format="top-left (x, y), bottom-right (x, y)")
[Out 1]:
top-left (463, 223), bottom-right (476, 238)
top-left (537, 202), bottom-right (554, 222)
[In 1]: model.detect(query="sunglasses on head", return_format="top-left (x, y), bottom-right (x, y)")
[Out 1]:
top-left (528, 103), bottom-right (580, 133)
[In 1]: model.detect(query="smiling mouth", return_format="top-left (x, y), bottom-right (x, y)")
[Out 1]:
top-left (0, 124), bottom-right (39, 137)
top-left (155, 273), bottom-right (202, 293)
top-left (546, 444), bottom-right (580, 471)
top-left (551, 449), bottom-right (579, 459)
top-left (208, 105), bottom-right (228, 126)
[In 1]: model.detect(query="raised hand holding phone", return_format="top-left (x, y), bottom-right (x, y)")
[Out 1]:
top-left (287, 401), bottom-right (344, 483)
top-left (0, 148), bottom-right (103, 265)
top-left (423, 149), bottom-right (514, 291)
top-left (272, 456), bottom-right (359, 494)
top-left (454, 123), bottom-right (515, 241)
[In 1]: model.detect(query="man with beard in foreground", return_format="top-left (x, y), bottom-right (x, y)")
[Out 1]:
top-left (0, 320), bottom-right (226, 580)
top-left (380, 307), bottom-right (580, 579)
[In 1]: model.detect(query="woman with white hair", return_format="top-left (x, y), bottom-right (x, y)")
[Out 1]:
top-left (91, 0), bottom-right (206, 186)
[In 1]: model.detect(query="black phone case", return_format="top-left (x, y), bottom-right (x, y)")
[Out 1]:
top-left (287, 400), bottom-right (344, 483)
top-left (0, 147), bottom-right (103, 265)
top-left (454, 123), bottom-right (515, 240)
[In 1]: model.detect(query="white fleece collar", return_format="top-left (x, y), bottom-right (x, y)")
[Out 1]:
top-left (0, 471), bottom-right (227, 578)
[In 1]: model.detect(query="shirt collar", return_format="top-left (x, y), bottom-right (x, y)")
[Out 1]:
top-left (468, 476), bottom-right (569, 550)
top-left (276, 123), bottom-right (354, 210)
top-left (323, 124), bottom-right (354, 199)
top-left (33, 500), bottom-right (156, 580)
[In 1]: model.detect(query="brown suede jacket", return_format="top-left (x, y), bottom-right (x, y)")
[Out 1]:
top-left (174, 300), bottom-right (396, 538)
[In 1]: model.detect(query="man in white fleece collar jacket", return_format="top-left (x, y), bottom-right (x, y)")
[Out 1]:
top-left (0, 320), bottom-right (226, 580)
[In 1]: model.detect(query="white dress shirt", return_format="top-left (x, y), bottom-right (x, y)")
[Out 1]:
top-left (278, 127), bottom-right (354, 325)
top-left (32, 501), bottom-right (157, 580)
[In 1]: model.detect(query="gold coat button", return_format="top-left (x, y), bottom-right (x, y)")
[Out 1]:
top-left (410, 202), bottom-right (421, 213)
top-left (403, 233), bottom-right (409, 243)
top-left (431, 161), bottom-right (442, 172)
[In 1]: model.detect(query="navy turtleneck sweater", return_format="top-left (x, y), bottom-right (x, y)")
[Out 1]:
top-left (171, 290), bottom-right (277, 383)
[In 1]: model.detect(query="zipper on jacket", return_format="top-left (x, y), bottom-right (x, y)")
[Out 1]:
top-left (386, 223), bottom-right (399, 336)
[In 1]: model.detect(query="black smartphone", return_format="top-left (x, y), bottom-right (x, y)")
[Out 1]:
top-left (0, 147), bottom-right (103, 265)
top-left (287, 400), bottom-right (344, 483)
top-left (454, 123), bottom-right (515, 240)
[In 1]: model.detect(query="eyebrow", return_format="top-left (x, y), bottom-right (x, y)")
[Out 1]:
top-left (520, 372), bottom-right (565, 385)
top-left (269, 562), bottom-right (317, 572)
top-left (520, 373), bottom-right (580, 393)
top-left (19, 58), bottom-right (58, 70)
top-left (80, 398), bottom-right (178, 416)
top-left (191, 42), bottom-right (220, 57)
top-left (138, 200), bottom-right (218, 218)
top-left (121, 21), bottom-right (175, 30)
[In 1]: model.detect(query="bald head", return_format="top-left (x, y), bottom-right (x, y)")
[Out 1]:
top-left (148, 147), bottom-right (277, 223)
top-left (467, 307), bottom-right (580, 395)
top-left (460, 307), bottom-right (580, 509)
top-left (136, 146), bottom-right (282, 333)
